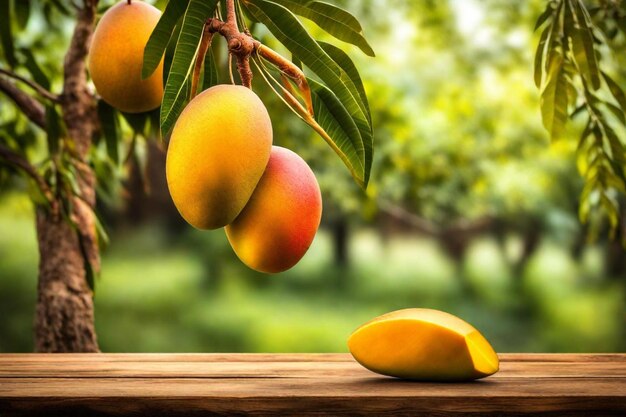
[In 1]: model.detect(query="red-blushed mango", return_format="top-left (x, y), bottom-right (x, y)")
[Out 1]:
top-left (89, 1), bottom-right (163, 113)
top-left (225, 146), bottom-right (322, 273)
top-left (348, 308), bottom-right (499, 381)
top-left (166, 85), bottom-right (272, 229)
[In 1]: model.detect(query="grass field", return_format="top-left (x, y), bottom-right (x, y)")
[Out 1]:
top-left (0, 194), bottom-right (624, 353)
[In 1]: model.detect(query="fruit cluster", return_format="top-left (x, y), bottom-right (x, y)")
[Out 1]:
top-left (89, 1), bottom-right (322, 273)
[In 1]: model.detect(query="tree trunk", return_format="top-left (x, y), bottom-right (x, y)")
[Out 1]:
top-left (35, 206), bottom-right (99, 352)
top-left (34, 0), bottom-right (100, 352)
top-left (332, 217), bottom-right (349, 267)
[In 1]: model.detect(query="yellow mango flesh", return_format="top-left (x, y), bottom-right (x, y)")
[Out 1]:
top-left (166, 85), bottom-right (272, 230)
top-left (89, 1), bottom-right (163, 113)
top-left (225, 146), bottom-right (322, 273)
top-left (348, 308), bottom-right (499, 380)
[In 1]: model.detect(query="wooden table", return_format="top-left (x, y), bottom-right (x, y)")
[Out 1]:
top-left (0, 353), bottom-right (624, 416)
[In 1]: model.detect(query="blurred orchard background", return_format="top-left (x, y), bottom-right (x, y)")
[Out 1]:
top-left (1, 0), bottom-right (625, 353)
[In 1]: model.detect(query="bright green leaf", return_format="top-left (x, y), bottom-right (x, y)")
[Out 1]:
top-left (143, 0), bottom-right (190, 79)
top-left (246, 0), bottom-right (373, 185)
top-left (602, 72), bottom-right (626, 116)
top-left (568, 0), bottom-right (601, 90)
top-left (541, 51), bottom-right (568, 140)
top-left (262, 0), bottom-right (375, 57)
top-left (534, 24), bottom-right (551, 88)
top-left (309, 78), bottom-right (364, 185)
top-left (97, 101), bottom-right (121, 164)
top-left (19, 48), bottom-right (50, 90)
top-left (160, 0), bottom-right (219, 136)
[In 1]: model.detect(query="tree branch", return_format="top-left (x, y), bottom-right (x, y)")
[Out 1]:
top-left (256, 44), bottom-right (313, 116)
top-left (0, 77), bottom-right (46, 129)
top-left (61, 0), bottom-right (99, 159)
top-left (190, 24), bottom-right (214, 100)
top-left (226, 0), bottom-right (238, 32)
top-left (0, 68), bottom-right (60, 102)
top-left (0, 144), bottom-right (55, 205)
top-left (207, 9), bottom-right (254, 88)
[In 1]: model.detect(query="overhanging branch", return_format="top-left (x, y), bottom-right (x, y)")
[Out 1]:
top-left (0, 144), bottom-right (54, 204)
top-left (0, 68), bottom-right (60, 102)
top-left (0, 77), bottom-right (46, 129)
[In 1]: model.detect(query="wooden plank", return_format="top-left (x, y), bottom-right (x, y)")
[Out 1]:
top-left (0, 352), bottom-right (623, 363)
top-left (0, 377), bottom-right (624, 415)
top-left (0, 359), bottom-right (624, 379)
top-left (0, 353), bottom-right (352, 363)
top-left (0, 354), bottom-right (624, 416)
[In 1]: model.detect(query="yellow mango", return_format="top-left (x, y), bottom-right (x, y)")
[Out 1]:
top-left (166, 84), bottom-right (272, 229)
top-left (225, 146), bottom-right (322, 273)
top-left (348, 308), bottom-right (499, 380)
top-left (89, 1), bottom-right (163, 113)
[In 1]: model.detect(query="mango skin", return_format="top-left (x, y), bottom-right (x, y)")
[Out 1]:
top-left (166, 85), bottom-right (273, 230)
top-left (348, 308), bottom-right (499, 381)
top-left (89, 1), bottom-right (163, 113)
top-left (225, 146), bottom-right (322, 273)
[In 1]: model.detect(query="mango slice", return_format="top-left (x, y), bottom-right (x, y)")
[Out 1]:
top-left (348, 308), bottom-right (499, 380)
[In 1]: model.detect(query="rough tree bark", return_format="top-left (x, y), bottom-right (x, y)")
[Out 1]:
top-left (34, 0), bottom-right (100, 353)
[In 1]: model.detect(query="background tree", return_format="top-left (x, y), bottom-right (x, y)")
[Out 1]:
top-left (0, 0), bottom-right (373, 352)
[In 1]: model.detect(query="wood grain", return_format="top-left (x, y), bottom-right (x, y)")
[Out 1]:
top-left (0, 353), bottom-right (624, 416)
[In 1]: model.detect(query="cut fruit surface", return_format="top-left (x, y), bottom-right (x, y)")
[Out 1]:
top-left (348, 308), bottom-right (499, 381)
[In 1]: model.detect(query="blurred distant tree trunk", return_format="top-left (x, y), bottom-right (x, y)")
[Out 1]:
top-left (513, 220), bottom-right (541, 278)
top-left (33, 1), bottom-right (100, 352)
top-left (124, 141), bottom-right (185, 232)
top-left (331, 217), bottom-right (349, 267)
top-left (606, 240), bottom-right (626, 278)
top-left (330, 215), bottom-right (349, 289)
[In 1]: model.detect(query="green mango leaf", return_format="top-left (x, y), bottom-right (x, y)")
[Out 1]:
top-left (601, 119), bottom-right (626, 166)
top-left (160, 0), bottom-right (218, 136)
top-left (568, 0), bottom-right (601, 90)
top-left (602, 72), bottom-right (626, 115)
top-left (534, 3), bottom-right (554, 31)
top-left (541, 51), bottom-right (568, 140)
top-left (0, 0), bottom-right (17, 68)
top-left (97, 101), bottom-right (121, 164)
top-left (50, 0), bottom-right (71, 16)
top-left (13, 0), bottom-right (30, 30)
top-left (19, 48), bottom-right (50, 90)
top-left (262, 0), bottom-right (375, 57)
top-left (319, 41), bottom-right (372, 183)
top-left (309, 78), bottom-right (364, 186)
top-left (143, 0), bottom-right (190, 79)
top-left (246, 0), bottom-right (373, 185)
top-left (244, 0), bottom-right (340, 77)
top-left (45, 105), bottom-right (61, 155)
top-left (123, 112), bottom-right (148, 134)
top-left (534, 24), bottom-right (551, 88)
top-left (603, 101), bottom-right (626, 124)
top-left (319, 41), bottom-right (371, 128)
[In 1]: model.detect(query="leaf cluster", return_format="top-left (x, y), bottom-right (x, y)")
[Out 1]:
top-left (535, 0), bottom-right (626, 240)
top-left (142, 0), bottom-right (374, 187)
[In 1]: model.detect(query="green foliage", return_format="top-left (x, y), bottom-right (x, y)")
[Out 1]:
top-left (266, 0), bottom-right (375, 57)
top-left (0, 0), bottom-right (17, 68)
top-left (144, 0), bottom-right (374, 187)
top-left (159, 0), bottom-right (219, 136)
top-left (534, 0), bottom-right (626, 240)
top-left (142, 0), bottom-right (190, 79)
top-left (245, 0), bottom-right (373, 186)
top-left (97, 101), bottom-right (122, 165)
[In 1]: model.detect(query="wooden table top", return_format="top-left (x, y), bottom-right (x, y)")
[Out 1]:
top-left (0, 353), bottom-right (624, 416)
